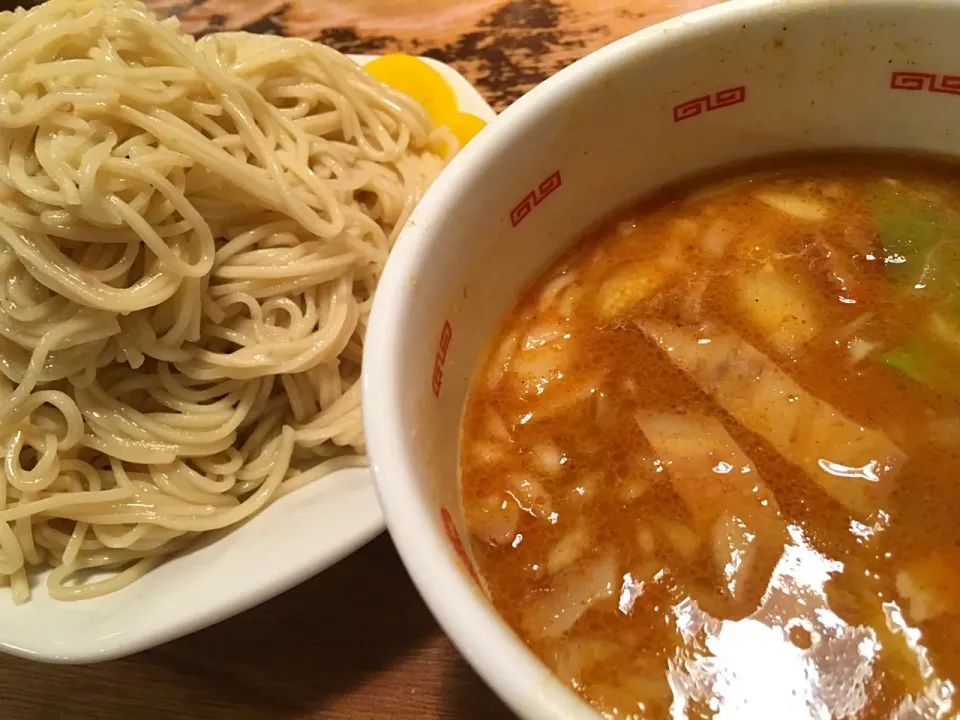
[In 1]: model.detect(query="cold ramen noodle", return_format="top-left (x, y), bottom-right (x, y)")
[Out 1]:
top-left (460, 155), bottom-right (960, 718)
top-left (0, 0), bottom-right (486, 603)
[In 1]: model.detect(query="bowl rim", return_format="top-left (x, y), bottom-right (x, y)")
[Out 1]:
top-left (362, 0), bottom-right (923, 716)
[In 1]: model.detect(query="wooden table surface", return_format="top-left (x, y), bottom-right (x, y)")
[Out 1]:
top-left (0, 1), bottom-right (721, 718)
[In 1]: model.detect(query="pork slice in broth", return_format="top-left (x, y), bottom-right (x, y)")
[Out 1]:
top-left (638, 413), bottom-right (787, 613)
top-left (896, 548), bottom-right (960, 623)
top-left (637, 321), bottom-right (906, 518)
top-left (523, 552), bottom-right (618, 640)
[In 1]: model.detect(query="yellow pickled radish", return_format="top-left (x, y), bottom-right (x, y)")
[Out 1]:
top-left (365, 53), bottom-right (487, 152)
top-left (364, 54), bottom-right (458, 125)
top-left (442, 110), bottom-right (487, 146)
top-left (428, 111), bottom-right (488, 155)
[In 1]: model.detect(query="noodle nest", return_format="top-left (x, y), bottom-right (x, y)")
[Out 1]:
top-left (0, 0), bottom-right (449, 602)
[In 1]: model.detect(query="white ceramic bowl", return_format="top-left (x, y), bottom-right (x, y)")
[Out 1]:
top-left (363, 1), bottom-right (960, 717)
top-left (0, 57), bottom-right (494, 665)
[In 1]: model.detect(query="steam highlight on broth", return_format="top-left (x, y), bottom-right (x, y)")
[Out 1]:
top-left (460, 156), bottom-right (960, 719)
top-left (0, 0), bottom-right (455, 602)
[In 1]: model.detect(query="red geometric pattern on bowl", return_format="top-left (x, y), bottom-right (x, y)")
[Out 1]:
top-left (890, 71), bottom-right (960, 95)
top-left (431, 320), bottom-right (453, 397)
top-left (440, 507), bottom-right (479, 583)
top-left (509, 170), bottom-right (563, 227)
top-left (673, 85), bottom-right (746, 122)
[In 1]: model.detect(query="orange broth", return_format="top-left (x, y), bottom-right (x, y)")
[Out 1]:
top-left (459, 156), bottom-right (960, 719)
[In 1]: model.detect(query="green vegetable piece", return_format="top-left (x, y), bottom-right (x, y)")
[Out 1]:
top-left (873, 185), bottom-right (960, 384)
top-left (871, 184), bottom-right (960, 294)
top-left (879, 339), bottom-right (960, 396)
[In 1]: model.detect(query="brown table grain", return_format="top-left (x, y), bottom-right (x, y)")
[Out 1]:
top-left (0, 1), bottom-right (721, 718)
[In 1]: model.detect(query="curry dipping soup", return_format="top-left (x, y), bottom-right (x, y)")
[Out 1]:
top-left (458, 154), bottom-right (960, 719)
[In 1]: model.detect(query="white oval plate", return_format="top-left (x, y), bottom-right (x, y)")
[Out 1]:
top-left (0, 55), bottom-right (495, 664)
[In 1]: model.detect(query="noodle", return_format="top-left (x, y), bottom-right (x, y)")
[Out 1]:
top-left (0, 0), bottom-right (451, 602)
